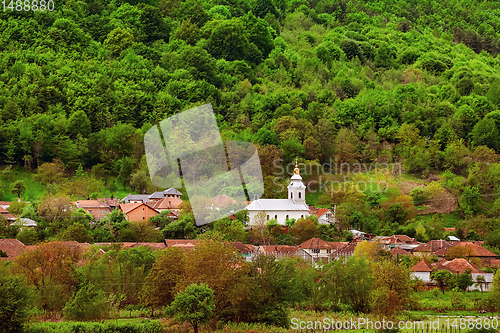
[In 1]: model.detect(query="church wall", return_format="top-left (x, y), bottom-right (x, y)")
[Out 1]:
top-left (248, 210), bottom-right (308, 226)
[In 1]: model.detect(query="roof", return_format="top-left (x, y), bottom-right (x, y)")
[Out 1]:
top-left (453, 242), bottom-right (497, 257)
top-left (328, 242), bottom-right (349, 250)
top-left (411, 259), bottom-right (433, 272)
top-left (129, 242), bottom-right (166, 251)
top-left (412, 240), bottom-right (453, 253)
top-left (164, 239), bottom-right (201, 247)
top-left (312, 208), bottom-right (329, 217)
top-left (149, 191), bottom-right (165, 199)
top-left (123, 194), bottom-right (150, 202)
top-left (12, 218), bottom-right (37, 227)
top-left (119, 203), bottom-right (159, 214)
top-left (0, 207), bottom-right (9, 214)
top-left (379, 235), bottom-right (419, 245)
top-left (441, 258), bottom-right (486, 274)
top-left (390, 247), bottom-right (411, 256)
top-left (76, 200), bottom-right (110, 208)
top-left (299, 238), bottom-right (332, 249)
top-left (228, 242), bottom-right (256, 254)
top-left (164, 188), bottom-right (182, 196)
top-left (150, 197), bottom-right (183, 210)
top-left (213, 195), bottom-right (237, 208)
top-left (245, 199), bottom-right (309, 211)
top-left (335, 243), bottom-right (356, 255)
top-left (0, 239), bottom-right (25, 260)
top-left (489, 259), bottom-right (500, 268)
top-left (98, 198), bottom-right (120, 207)
top-left (259, 245), bottom-right (300, 255)
top-left (0, 201), bottom-right (12, 207)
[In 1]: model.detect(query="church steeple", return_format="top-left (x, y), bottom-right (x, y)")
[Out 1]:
top-left (288, 158), bottom-right (306, 204)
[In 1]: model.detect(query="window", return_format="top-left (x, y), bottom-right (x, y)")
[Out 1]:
top-left (298, 192), bottom-right (301, 198)
top-left (274, 215), bottom-right (277, 220)
top-left (291, 192), bottom-right (293, 199)
top-left (312, 249), bottom-right (320, 254)
top-left (267, 215), bottom-right (269, 220)
top-left (326, 249), bottom-right (331, 254)
top-left (286, 215), bottom-right (289, 220)
top-left (301, 215), bottom-right (304, 218)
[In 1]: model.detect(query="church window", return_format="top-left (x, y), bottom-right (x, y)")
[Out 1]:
top-left (301, 215), bottom-right (304, 218)
top-left (267, 215), bottom-right (269, 220)
top-left (286, 215), bottom-right (289, 220)
top-left (291, 192), bottom-right (293, 199)
top-left (299, 192), bottom-right (301, 198)
top-left (274, 215), bottom-right (277, 220)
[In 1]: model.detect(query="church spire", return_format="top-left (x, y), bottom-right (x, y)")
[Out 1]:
top-left (294, 158), bottom-right (299, 176)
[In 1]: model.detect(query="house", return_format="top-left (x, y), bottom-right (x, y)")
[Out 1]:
top-left (446, 242), bottom-right (498, 266)
top-left (228, 242), bottom-right (258, 261)
top-left (410, 259), bottom-right (434, 283)
top-left (332, 243), bottom-right (356, 262)
top-left (0, 239), bottom-right (25, 261)
top-left (378, 235), bottom-right (420, 250)
top-left (99, 198), bottom-right (120, 210)
top-left (122, 194), bottom-right (151, 203)
top-left (149, 197), bottom-right (183, 214)
top-left (390, 246), bottom-right (412, 258)
top-left (10, 218), bottom-right (37, 231)
top-left (411, 240), bottom-right (454, 259)
top-left (119, 203), bottom-right (159, 222)
top-left (75, 200), bottom-right (112, 220)
top-left (245, 162), bottom-right (309, 225)
top-left (0, 201), bottom-right (11, 209)
top-left (0, 206), bottom-right (17, 220)
top-left (164, 188), bottom-right (182, 198)
top-left (213, 195), bottom-right (237, 208)
top-left (410, 258), bottom-right (494, 291)
top-left (299, 238), bottom-right (334, 260)
top-left (309, 206), bottom-right (336, 225)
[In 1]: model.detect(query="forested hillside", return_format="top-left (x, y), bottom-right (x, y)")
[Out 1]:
top-left (1, 0), bottom-right (500, 242)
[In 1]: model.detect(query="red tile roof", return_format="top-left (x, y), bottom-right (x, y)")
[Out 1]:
top-left (328, 242), bottom-right (349, 250)
top-left (411, 259), bottom-right (433, 272)
top-left (453, 242), bottom-right (497, 257)
top-left (379, 235), bottom-right (419, 245)
top-left (334, 243), bottom-right (356, 255)
top-left (228, 242), bottom-right (256, 254)
top-left (150, 197), bottom-right (183, 210)
top-left (299, 238), bottom-right (332, 249)
top-left (390, 247), bottom-right (411, 256)
top-left (0, 207), bottom-right (9, 214)
top-left (441, 258), bottom-right (486, 274)
top-left (119, 202), bottom-right (159, 214)
top-left (413, 240), bottom-right (453, 253)
top-left (76, 200), bottom-right (109, 209)
top-left (260, 245), bottom-right (299, 255)
top-left (165, 239), bottom-right (201, 247)
top-left (0, 239), bottom-right (25, 260)
top-left (212, 195), bottom-right (237, 208)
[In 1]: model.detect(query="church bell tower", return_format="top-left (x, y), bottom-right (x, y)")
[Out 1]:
top-left (288, 159), bottom-right (306, 204)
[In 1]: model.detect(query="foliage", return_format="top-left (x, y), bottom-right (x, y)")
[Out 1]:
top-left (0, 275), bottom-right (33, 333)
top-left (63, 283), bottom-right (108, 321)
top-left (167, 283), bottom-right (215, 333)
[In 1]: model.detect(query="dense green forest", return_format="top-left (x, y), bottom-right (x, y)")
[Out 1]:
top-left (1, 0), bottom-right (500, 243)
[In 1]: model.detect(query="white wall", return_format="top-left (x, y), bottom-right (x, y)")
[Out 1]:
top-left (248, 210), bottom-right (308, 225)
top-left (411, 271), bottom-right (431, 283)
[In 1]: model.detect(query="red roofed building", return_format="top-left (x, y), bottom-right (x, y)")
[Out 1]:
top-left (299, 238), bottom-right (334, 260)
top-left (378, 235), bottom-right (420, 250)
top-left (412, 240), bottom-right (454, 259)
top-left (332, 243), bottom-right (357, 262)
top-left (148, 197), bottom-right (183, 214)
top-left (119, 203), bottom-right (159, 222)
top-left (450, 242), bottom-right (498, 265)
top-left (410, 259), bottom-right (434, 283)
top-left (390, 246), bottom-right (411, 258)
top-left (309, 206), bottom-right (336, 225)
top-left (75, 200), bottom-right (112, 220)
top-left (0, 239), bottom-right (25, 261)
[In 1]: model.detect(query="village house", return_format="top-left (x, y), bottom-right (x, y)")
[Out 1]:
top-left (75, 199), bottom-right (112, 220)
top-left (331, 242), bottom-right (357, 262)
top-left (298, 238), bottom-right (334, 261)
top-left (0, 239), bottom-right (26, 261)
top-left (446, 242), bottom-right (498, 266)
top-left (410, 258), bottom-right (494, 291)
top-left (148, 196), bottom-right (183, 215)
top-left (411, 239), bottom-right (454, 259)
top-left (119, 203), bottom-right (159, 222)
top-left (378, 235), bottom-right (420, 250)
top-left (309, 206), bottom-right (336, 225)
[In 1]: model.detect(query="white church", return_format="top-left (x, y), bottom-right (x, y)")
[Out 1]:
top-left (246, 161), bottom-right (310, 226)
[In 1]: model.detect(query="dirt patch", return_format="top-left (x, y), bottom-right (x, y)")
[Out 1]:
top-left (397, 181), bottom-right (457, 215)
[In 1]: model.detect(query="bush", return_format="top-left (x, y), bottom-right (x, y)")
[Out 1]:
top-left (63, 283), bottom-right (108, 321)
top-left (25, 320), bottom-right (163, 333)
top-left (0, 275), bottom-right (32, 333)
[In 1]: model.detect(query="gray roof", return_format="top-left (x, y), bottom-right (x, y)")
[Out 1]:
top-left (12, 218), bottom-right (37, 227)
top-left (149, 191), bottom-right (165, 199)
top-left (245, 199), bottom-right (309, 211)
top-left (123, 194), bottom-right (150, 202)
top-left (164, 188), bottom-right (182, 195)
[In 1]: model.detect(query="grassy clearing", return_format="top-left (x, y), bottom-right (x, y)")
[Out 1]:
top-left (0, 167), bottom-right (46, 202)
